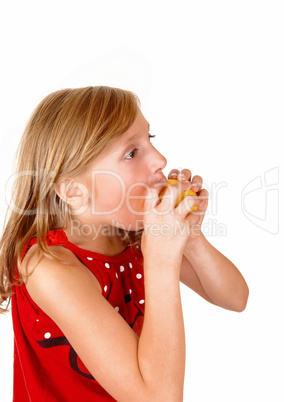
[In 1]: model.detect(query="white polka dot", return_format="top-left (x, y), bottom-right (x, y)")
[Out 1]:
top-left (87, 257), bottom-right (93, 260)
top-left (115, 306), bottom-right (119, 312)
top-left (44, 332), bottom-right (51, 339)
top-left (136, 245), bottom-right (139, 248)
top-left (129, 262), bottom-right (133, 268)
top-left (105, 263), bottom-right (110, 268)
top-left (139, 299), bottom-right (145, 304)
top-left (115, 273), bottom-right (118, 279)
top-left (104, 285), bottom-right (108, 292)
top-left (136, 273), bottom-right (142, 279)
top-left (129, 289), bottom-right (132, 294)
top-left (36, 319), bottom-right (39, 322)
top-left (120, 266), bottom-right (125, 272)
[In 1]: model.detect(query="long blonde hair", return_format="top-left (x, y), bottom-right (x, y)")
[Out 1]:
top-left (0, 86), bottom-right (143, 313)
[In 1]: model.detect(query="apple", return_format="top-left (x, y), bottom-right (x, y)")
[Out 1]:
top-left (159, 179), bottom-right (198, 212)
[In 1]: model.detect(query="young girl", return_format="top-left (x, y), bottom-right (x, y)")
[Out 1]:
top-left (0, 86), bottom-right (249, 401)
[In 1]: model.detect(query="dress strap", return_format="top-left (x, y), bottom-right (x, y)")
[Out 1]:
top-left (21, 229), bottom-right (68, 262)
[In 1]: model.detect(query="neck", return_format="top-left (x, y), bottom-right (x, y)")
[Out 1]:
top-left (63, 219), bottom-right (128, 256)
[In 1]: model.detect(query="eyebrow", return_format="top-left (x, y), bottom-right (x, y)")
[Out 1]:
top-left (122, 122), bottom-right (150, 146)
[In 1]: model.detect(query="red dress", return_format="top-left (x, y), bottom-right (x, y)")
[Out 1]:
top-left (11, 229), bottom-right (145, 401)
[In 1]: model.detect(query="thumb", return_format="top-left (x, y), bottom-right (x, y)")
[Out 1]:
top-left (143, 186), bottom-right (160, 212)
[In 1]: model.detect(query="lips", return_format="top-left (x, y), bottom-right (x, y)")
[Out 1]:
top-left (156, 175), bottom-right (167, 184)
top-left (151, 178), bottom-right (168, 193)
top-left (153, 178), bottom-right (167, 186)
top-left (143, 176), bottom-right (167, 196)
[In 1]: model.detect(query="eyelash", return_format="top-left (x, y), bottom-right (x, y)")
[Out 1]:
top-left (125, 134), bottom-right (156, 160)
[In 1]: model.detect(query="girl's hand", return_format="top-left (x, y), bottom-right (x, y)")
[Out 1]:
top-left (168, 168), bottom-right (209, 243)
top-left (141, 175), bottom-right (205, 264)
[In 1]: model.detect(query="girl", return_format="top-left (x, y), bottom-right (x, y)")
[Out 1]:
top-left (0, 86), bottom-right (249, 401)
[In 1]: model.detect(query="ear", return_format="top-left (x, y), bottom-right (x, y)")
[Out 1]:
top-left (55, 180), bottom-right (89, 211)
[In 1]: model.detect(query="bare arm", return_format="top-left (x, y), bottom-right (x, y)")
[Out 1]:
top-left (180, 253), bottom-right (217, 306)
top-left (138, 252), bottom-right (185, 400)
top-left (181, 233), bottom-right (249, 312)
top-left (166, 169), bottom-right (249, 312)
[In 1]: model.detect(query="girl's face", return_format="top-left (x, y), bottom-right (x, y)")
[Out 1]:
top-left (77, 109), bottom-right (167, 232)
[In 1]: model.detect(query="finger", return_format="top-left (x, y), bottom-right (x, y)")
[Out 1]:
top-left (197, 188), bottom-right (209, 203)
top-left (184, 190), bottom-right (208, 220)
top-left (193, 190), bottom-right (209, 215)
top-left (175, 189), bottom-right (201, 217)
top-left (178, 169), bottom-right (192, 182)
top-left (191, 175), bottom-right (203, 193)
top-left (168, 169), bottom-right (180, 179)
top-left (143, 186), bottom-right (160, 211)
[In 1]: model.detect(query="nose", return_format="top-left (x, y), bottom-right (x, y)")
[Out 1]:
top-left (149, 147), bottom-right (167, 173)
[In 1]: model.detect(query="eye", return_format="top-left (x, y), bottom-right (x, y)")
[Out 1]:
top-left (125, 148), bottom-right (138, 160)
top-left (125, 134), bottom-right (156, 160)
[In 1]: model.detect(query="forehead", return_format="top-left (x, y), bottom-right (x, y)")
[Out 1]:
top-left (121, 121), bottom-right (150, 146)
top-left (109, 110), bottom-right (150, 150)
top-left (80, 112), bottom-right (149, 174)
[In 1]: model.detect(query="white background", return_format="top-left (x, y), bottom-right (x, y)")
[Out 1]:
top-left (0, 1), bottom-right (283, 401)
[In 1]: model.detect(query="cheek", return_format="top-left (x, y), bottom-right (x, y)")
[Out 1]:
top-left (114, 183), bottom-right (147, 231)
top-left (94, 175), bottom-right (125, 212)
top-left (126, 183), bottom-right (148, 214)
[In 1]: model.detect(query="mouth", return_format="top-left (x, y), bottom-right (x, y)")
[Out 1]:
top-left (156, 175), bottom-right (168, 184)
top-left (150, 178), bottom-right (168, 193)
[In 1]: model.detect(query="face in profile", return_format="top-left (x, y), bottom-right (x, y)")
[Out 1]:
top-left (72, 109), bottom-right (168, 232)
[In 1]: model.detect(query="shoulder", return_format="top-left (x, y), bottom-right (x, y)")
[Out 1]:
top-left (21, 242), bottom-right (102, 302)
top-left (21, 242), bottom-right (80, 274)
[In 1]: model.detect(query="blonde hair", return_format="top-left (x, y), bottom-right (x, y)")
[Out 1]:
top-left (0, 86), bottom-right (143, 313)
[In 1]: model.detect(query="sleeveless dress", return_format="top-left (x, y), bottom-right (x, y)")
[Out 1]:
top-left (11, 229), bottom-right (145, 401)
